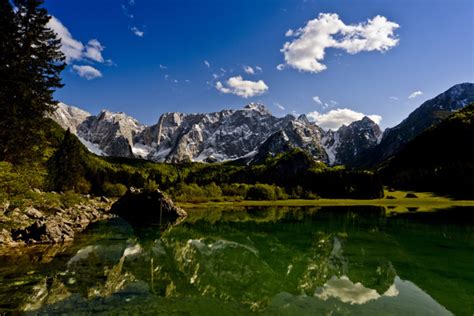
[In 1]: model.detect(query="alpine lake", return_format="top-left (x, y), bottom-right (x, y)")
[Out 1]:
top-left (1, 205), bottom-right (473, 315)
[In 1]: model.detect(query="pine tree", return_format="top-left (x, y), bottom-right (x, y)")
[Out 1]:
top-left (0, 0), bottom-right (65, 163)
top-left (48, 129), bottom-right (85, 192)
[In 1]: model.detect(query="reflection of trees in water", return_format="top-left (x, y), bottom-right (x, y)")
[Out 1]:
top-left (1, 207), bottom-right (470, 314)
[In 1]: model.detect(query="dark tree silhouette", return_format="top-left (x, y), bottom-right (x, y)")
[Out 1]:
top-left (0, 0), bottom-right (65, 163)
top-left (48, 129), bottom-right (85, 192)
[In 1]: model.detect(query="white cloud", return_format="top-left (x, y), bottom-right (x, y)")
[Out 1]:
top-left (84, 39), bottom-right (104, 63)
top-left (276, 64), bottom-right (285, 71)
top-left (72, 65), bottom-right (102, 80)
top-left (408, 90), bottom-right (423, 99)
top-left (256, 66), bottom-right (263, 72)
top-left (204, 60), bottom-right (211, 68)
top-left (281, 13), bottom-right (399, 73)
top-left (307, 108), bottom-right (382, 130)
top-left (215, 76), bottom-right (269, 98)
top-left (131, 26), bottom-right (144, 37)
top-left (159, 64), bottom-right (167, 69)
top-left (274, 102), bottom-right (285, 110)
top-left (47, 16), bottom-right (108, 79)
top-left (312, 96), bottom-right (322, 105)
top-left (243, 65), bottom-right (255, 75)
top-left (389, 96), bottom-right (399, 100)
top-left (121, 4), bottom-right (134, 19)
top-left (47, 16), bottom-right (85, 63)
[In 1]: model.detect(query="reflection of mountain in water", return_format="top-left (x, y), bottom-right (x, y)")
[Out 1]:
top-left (1, 207), bottom-right (473, 314)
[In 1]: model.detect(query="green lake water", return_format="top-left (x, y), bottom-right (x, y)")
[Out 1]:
top-left (1, 206), bottom-right (473, 315)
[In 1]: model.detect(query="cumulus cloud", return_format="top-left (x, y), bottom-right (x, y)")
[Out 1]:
top-left (389, 96), bottom-right (399, 100)
top-left (255, 66), bottom-right (263, 72)
top-left (47, 16), bottom-right (108, 79)
top-left (307, 108), bottom-right (382, 130)
top-left (243, 65), bottom-right (255, 75)
top-left (215, 76), bottom-right (269, 98)
top-left (408, 90), bottom-right (423, 99)
top-left (131, 26), bottom-right (144, 37)
top-left (72, 65), bottom-right (103, 80)
top-left (204, 60), bottom-right (211, 68)
top-left (84, 39), bottom-right (105, 63)
top-left (281, 13), bottom-right (400, 73)
top-left (313, 96), bottom-right (322, 105)
top-left (276, 64), bottom-right (285, 71)
top-left (47, 16), bottom-right (85, 63)
top-left (48, 17), bottom-right (106, 64)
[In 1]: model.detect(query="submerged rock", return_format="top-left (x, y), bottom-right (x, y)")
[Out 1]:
top-left (110, 188), bottom-right (187, 225)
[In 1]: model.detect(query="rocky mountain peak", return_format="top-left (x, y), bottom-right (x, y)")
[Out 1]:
top-left (243, 103), bottom-right (271, 115)
top-left (49, 102), bottom-right (91, 133)
top-left (297, 114), bottom-right (310, 124)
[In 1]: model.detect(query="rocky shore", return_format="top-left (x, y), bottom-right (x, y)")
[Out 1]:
top-left (0, 188), bottom-right (187, 250)
top-left (0, 195), bottom-right (113, 248)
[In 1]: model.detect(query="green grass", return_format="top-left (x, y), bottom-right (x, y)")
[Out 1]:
top-left (177, 189), bottom-right (474, 212)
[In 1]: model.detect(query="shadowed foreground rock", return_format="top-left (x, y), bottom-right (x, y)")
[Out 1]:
top-left (110, 188), bottom-right (187, 225)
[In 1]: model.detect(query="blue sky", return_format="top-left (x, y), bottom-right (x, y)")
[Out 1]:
top-left (44, 0), bottom-right (473, 129)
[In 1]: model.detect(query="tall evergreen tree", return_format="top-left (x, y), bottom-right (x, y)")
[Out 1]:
top-left (48, 129), bottom-right (85, 192)
top-left (0, 0), bottom-right (65, 163)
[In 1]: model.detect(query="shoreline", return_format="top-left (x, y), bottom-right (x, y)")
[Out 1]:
top-left (177, 193), bottom-right (474, 210)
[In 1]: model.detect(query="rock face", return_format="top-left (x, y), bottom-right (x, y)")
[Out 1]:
top-left (49, 102), bottom-right (91, 134)
top-left (110, 188), bottom-right (187, 225)
top-left (78, 110), bottom-right (145, 158)
top-left (50, 103), bottom-right (146, 158)
top-left (323, 116), bottom-right (382, 165)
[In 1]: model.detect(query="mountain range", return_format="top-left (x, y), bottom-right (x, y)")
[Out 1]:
top-left (50, 82), bottom-right (474, 167)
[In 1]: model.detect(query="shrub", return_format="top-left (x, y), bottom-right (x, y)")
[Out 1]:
top-left (246, 184), bottom-right (277, 200)
top-left (60, 191), bottom-right (86, 208)
top-left (102, 182), bottom-right (128, 197)
top-left (204, 182), bottom-right (222, 198)
top-left (222, 183), bottom-right (249, 197)
top-left (144, 179), bottom-right (159, 192)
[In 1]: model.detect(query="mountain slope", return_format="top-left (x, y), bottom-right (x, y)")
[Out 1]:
top-left (356, 83), bottom-right (474, 167)
top-left (379, 103), bottom-right (474, 198)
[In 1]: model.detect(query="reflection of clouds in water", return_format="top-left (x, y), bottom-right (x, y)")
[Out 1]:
top-left (186, 238), bottom-right (259, 256)
top-left (67, 245), bottom-right (99, 265)
top-left (123, 243), bottom-right (142, 257)
top-left (314, 275), bottom-right (399, 304)
top-left (267, 276), bottom-right (451, 315)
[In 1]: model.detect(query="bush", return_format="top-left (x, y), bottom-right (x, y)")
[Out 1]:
top-left (144, 179), bottom-right (159, 192)
top-left (60, 191), bottom-right (86, 208)
top-left (204, 182), bottom-right (222, 199)
top-left (222, 183), bottom-right (249, 198)
top-left (102, 182), bottom-right (128, 197)
top-left (246, 184), bottom-right (277, 200)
